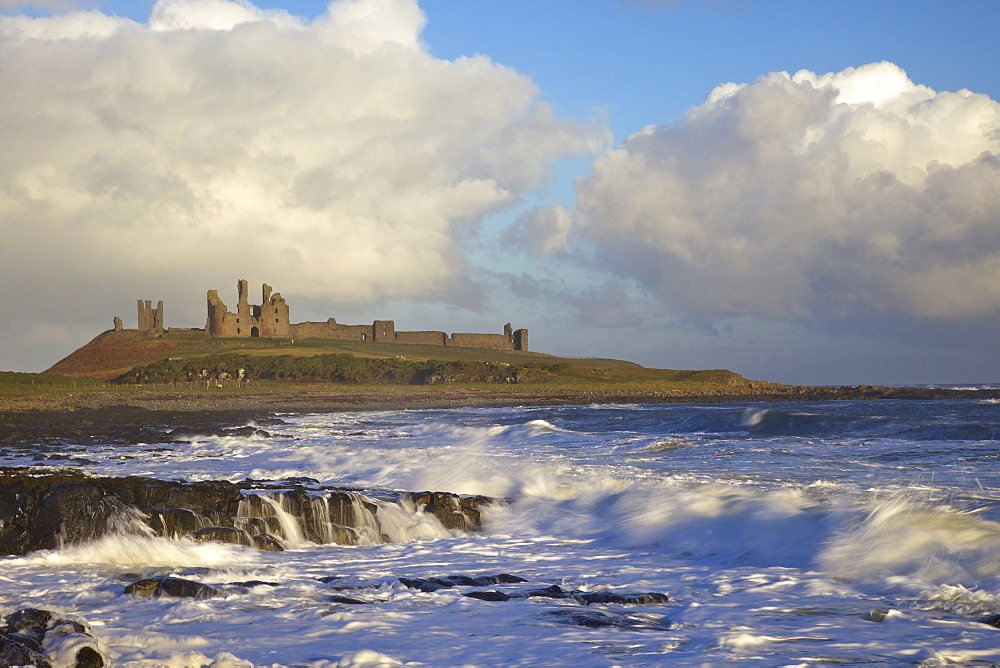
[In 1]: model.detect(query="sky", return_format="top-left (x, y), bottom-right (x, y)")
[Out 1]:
top-left (1, 0), bottom-right (998, 386)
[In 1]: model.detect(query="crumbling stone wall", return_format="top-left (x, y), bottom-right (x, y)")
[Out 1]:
top-left (450, 333), bottom-right (516, 350)
top-left (291, 320), bottom-right (373, 341)
top-left (395, 331), bottom-right (449, 346)
top-left (207, 279), bottom-right (527, 351)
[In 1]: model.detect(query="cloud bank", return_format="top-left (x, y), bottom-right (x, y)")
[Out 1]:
top-left (571, 62), bottom-right (1000, 331)
top-left (0, 0), bottom-right (604, 367)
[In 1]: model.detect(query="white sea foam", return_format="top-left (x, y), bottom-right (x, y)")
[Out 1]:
top-left (2, 401), bottom-right (999, 666)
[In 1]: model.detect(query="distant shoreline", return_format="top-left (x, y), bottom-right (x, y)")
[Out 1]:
top-left (3, 384), bottom-right (998, 414)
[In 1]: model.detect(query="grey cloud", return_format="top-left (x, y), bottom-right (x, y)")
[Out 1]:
top-left (503, 206), bottom-right (571, 257)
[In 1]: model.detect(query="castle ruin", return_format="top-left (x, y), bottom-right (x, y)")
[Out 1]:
top-left (137, 300), bottom-right (164, 334)
top-left (204, 279), bottom-right (528, 351)
top-left (206, 280), bottom-right (290, 339)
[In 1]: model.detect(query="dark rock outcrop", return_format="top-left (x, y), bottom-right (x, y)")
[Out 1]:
top-left (575, 591), bottom-right (670, 606)
top-left (328, 595), bottom-right (375, 605)
top-left (0, 466), bottom-right (494, 556)
top-left (403, 491), bottom-right (490, 530)
top-left (190, 526), bottom-right (255, 547)
top-left (864, 608), bottom-right (889, 622)
top-left (0, 634), bottom-right (50, 668)
top-left (538, 609), bottom-right (670, 630)
top-left (252, 533), bottom-right (285, 551)
top-left (398, 573), bottom-right (527, 592)
top-left (978, 613), bottom-right (1000, 628)
top-left (464, 590), bottom-right (512, 601)
top-left (124, 576), bottom-right (220, 599)
top-left (1, 608), bottom-right (105, 667)
top-left (395, 574), bottom-right (670, 609)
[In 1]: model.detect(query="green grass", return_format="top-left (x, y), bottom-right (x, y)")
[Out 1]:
top-left (0, 371), bottom-right (107, 397)
top-left (30, 328), bottom-right (754, 395)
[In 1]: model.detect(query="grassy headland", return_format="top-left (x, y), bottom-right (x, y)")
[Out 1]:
top-left (2, 329), bottom-right (994, 413)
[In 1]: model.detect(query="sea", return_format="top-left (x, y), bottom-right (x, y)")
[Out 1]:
top-left (2, 396), bottom-right (1000, 666)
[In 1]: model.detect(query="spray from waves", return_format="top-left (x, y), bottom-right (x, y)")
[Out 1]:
top-left (739, 408), bottom-right (836, 436)
top-left (19, 535), bottom-right (258, 569)
top-left (357, 419), bottom-right (589, 497)
top-left (10, 505), bottom-right (258, 569)
top-left (817, 492), bottom-right (1000, 588)
top-left (484, 471), bottom-right (838, 567)
top-left (485, 468), bottom-right (1000, 592)
top-left (170, 418), bottom-right (567, 496)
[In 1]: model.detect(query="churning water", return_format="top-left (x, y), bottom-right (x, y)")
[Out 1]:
top-left (2, 398), bottom-right (999, 665)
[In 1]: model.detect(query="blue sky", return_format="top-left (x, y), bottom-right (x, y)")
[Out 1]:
top-left (2, 0), bottom-right (999, 384)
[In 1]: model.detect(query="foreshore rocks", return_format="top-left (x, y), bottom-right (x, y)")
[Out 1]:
top-left (323, 573), bottom-right (674, 629)
top-left (0, 466), bottom-right (495, 556)
top-left (124, 577), bottom-right (220, 599)
top-left (0, 406), bottom-right (280, 452)
top-left (1, 608), bottom-right (105, 667)
top-left (4, 381), bottom-right (999, 415)
top-left (395, 574), bottom-right (671, 607)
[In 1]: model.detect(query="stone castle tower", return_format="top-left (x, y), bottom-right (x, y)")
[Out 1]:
top-left (206, 279), bottom-right (290, 338)
top-left (137, 300), bottom-right (164, 334)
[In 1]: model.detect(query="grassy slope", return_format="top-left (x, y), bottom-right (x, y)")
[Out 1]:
top-left (35, 329), bottom-right (750, 391)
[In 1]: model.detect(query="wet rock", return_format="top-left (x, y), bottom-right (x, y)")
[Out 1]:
top-left (328, 595), bottom-right (375, 605)
top-left (0, 636), bottom-right (50, 667)
top-left (574, 591), bottom-right (670, 606)
top-left (398, 577), bottom-right (444, 593)
top-left (166, 425), bottom-right (273, 441)
top-left (125, 576), bottom-right (220, 599)
top-left (539, 609), bottom-right (670, 631)
top-left (484, 573), bottom-right (527, 584)
top-left (429, 508), bottom-right (470, 530)
top-left (2, 607), bottom-right (105, 667)
top-left (542, 609), bottom-right (620, 628)
top-left (398, 573), bottom-right (528, 592)
top-left (4, 608), bottom-right (53, 643)
top-left (864, 608), bottom-right (889, 622)
top-left (252, 533), bottom-right (285, 551)
top-left (33, 482), bottom-right (127, 550)
top-left (405, 575), bottom-right (671, 609)
top-left (189, 526), bottom-right (254, 547)
top-left (432, 575), bottom-right (488, 587)
top-left (148, 507), bottom-right (204, 537)
top-left (526, 585), bottom-right (575, 599)
top-left (322, 525), bottom-right (362, 545)
top-left (977, 613), bottom-right (1000, 628)
top-left (232, 580), bottom-right (281, 588)
top-left (0, 466), bottom-right (495, 556)
top-left (404, 491), bottom-right (492, 530)
top-left (239, 517), bottom-right (273, 535)
top-left (464, 590), bottom-right (512, 601)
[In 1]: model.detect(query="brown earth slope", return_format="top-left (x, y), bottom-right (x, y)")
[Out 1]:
top-left (45, 330), bottom-right (177, 380)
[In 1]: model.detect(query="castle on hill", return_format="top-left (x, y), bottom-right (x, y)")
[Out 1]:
top-left (127, 279), bottom-right (528, 352)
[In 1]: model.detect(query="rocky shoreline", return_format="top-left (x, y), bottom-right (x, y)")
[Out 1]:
top-left (3, 385), bottom-right (997, 458)
top-left (0, 465), bottom-right (491, 556)
top-left (3, 382), bottom-right (997, 415)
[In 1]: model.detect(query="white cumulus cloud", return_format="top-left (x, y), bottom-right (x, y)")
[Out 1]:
top-left (0, 0), bottom-right (604, 369)
top-left (572, 62), bottom-right (1000, 327)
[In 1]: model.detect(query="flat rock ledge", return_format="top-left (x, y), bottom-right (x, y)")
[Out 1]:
top-left (0, 466), bottom-right (494, 556)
